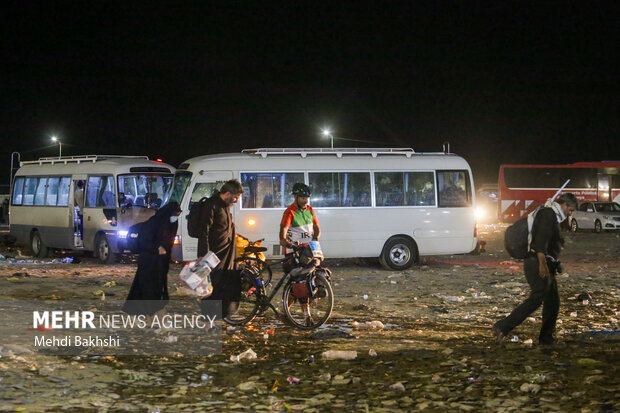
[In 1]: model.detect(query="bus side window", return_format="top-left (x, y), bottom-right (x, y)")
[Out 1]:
top-left (12, 177), bottom-right (24, 205)
top-left (86, 177), bottom-right (101, 207)
top-left (23, 177), bottom-right (37, 205)
top-left (58, 177), bottom-right (71, 206)
top-left (437, 170), bottom-right (470, 207)
top-left (45, 177), bottom-right (60, 206)
top-left (34, 177), bottom-right (47, 205)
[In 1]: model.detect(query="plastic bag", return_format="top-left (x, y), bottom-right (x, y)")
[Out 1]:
top-left (179, 251), bottom-right (220, 296)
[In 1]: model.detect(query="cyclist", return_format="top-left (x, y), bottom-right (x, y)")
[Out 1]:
top-left (280, 183), bottom-right (321, 248)
top-left (279, 183), bottom-right (322, 325)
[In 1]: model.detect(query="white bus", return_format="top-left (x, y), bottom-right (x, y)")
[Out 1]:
top-left (10, 155), bottom-right (175, 263)
top-left (168, 148), bottom-right (477, 270)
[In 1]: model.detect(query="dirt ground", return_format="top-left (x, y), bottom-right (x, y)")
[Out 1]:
top-left (0, 225), bottom-right (618, 412)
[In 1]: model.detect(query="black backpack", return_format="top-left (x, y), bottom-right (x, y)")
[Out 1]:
top-left (187, 197), bottom-right (210, 238)
top-left (504, 206), bottom-right (546, 259)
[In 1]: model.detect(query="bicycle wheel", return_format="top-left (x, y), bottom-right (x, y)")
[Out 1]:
top-left (224, 272), bottom-right (262, 326)
top-left (282, 273), bottom-right (333, 330)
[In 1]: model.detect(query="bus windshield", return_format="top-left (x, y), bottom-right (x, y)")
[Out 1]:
top-left (166, 171), bottom-right (193, 204)
top-left (117, 174), bottom-right (173, 209)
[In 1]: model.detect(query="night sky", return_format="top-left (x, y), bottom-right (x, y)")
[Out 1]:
top-left (2, 1), bottom-right (619, 188)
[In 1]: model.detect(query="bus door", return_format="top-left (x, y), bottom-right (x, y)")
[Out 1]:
top-left (598, 175), bottom-right (611, 202)
top-left (72, 175), bottom-right (87, 247)
top-left (181, 171), bottom-right (232, 260)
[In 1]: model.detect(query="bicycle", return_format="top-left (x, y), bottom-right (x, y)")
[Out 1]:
top-left (225, 242), bottom-right (334, 330)
top-left (235, 237), bottom-right (273, 287)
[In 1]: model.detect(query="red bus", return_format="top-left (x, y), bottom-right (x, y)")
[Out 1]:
top-left (498, 161), bottom-right (620, 222)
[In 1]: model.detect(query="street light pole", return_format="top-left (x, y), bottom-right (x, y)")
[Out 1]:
top-left (51, 136), bottom-right (62, 158)
top-left (321, 128), bottom-right (334, 149)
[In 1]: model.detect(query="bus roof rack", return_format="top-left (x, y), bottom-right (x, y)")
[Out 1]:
top-left (242, 148), bottom-right (417, 158)
top-left (21, 155), bottom-right (150, 166)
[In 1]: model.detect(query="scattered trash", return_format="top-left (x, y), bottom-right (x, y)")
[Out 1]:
top-left (389, 382), bottom-right (405, 391)
top-left (523, 339), bottom-right (533, 345)
top-left (318, 373), bottom-right (331, 381)
top-left (92, 290), bottom-right (104, 296)
top-left (510, 335), bottom-right (519, 342)
top-left (321, 350), bottom-right (357, 360)
top-left (570, 312), bottom-right (578, 317)
top-left (230, 348), bottom-right (257, 362)
top-left (103, 281), bottom-right (116, 287)
top-left (577, 292), bottom-right (592, 301)
top-left (310, 329), bottom-right (356, 339)
top-left (443, 296), bottom-right (466, 302)
top-left (287, 376), bottom-right (301, 384)
top-left (520, 383), bottom-right (541, 394)
top-left (271, 379), bottom-right (280, 391)
top-left (237, 381), bottom-right (257, 390)
top-left (162, 335), bottom-right (177, 343)
top-left (368, 349), bottom-right (377, 357)
top-left (0, 254), bottom-right (5, 260)
top-left (351, 320), bottom-right (384, 330)
top-left (363, 294), bottom-right (369, 300)
top-left (201, 374), bottom-right (212, 382)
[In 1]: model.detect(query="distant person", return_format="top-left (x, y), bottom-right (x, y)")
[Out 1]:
top-left (197, 180), bottom-right (244, 318)
top-left (493, 193), bottom-right (578, 345)
top-left (74, 181), bottom-right (85, 211)
top-left (123, 201), bottom-right (181, 316)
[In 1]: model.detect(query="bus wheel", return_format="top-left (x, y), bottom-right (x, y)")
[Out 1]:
top-left (31, 231), bottom-right (50, 258)
top-left (570, 219), bottom-right (578, 232)
top-left (379, 236), bottom-right (417, 270)
top-left (594, 220), bottom-right (602, 234)
top-left (96, 234), bottom-right (117, 264)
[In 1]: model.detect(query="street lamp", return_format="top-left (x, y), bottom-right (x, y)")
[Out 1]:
top-left (321, 128), bottom-right (334, 149)
top-left (51, 136), bottom-right (62, 158)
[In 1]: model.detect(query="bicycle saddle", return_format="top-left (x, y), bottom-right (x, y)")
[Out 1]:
top-left (245, 246), bottom-right (267, 254)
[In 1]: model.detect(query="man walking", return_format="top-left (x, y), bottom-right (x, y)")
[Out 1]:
top-left (198, 180), bottom-right (244, 318)
top-left (493, 193), bottom-right (577, 345)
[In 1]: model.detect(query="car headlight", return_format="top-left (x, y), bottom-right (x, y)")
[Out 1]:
top-left (602, 215), bottom-right (610, 220)
top-left (117, 230), bottom-right (128, 238)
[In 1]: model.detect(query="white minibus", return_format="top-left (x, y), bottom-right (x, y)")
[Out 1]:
top-left (168, 148), bottom-right (477, 270)
top-left (10, 155), bottom-right (175, 263)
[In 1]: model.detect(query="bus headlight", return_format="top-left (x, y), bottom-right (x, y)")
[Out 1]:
top-left (475, 207), bottom-right (485, 220)
top-left (117, 230), bottom-right (128, 239)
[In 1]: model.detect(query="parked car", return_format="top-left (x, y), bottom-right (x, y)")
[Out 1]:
top-left (571, 202), bottom-right (620, 233)
top-left (475, 183), bottom-right (499, 222)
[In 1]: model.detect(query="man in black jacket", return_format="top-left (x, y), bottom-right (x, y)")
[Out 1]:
top-left (493, 193), bottom-right (577, 345)
top-left (198, 180), bottom-right (244, 318)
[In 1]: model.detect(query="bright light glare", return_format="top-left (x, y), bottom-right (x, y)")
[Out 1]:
top-left (475, 207), bottom-right (485, 220)
top-left (321, 128), bottom-right (331, 137)
top-left (51, 136), bottom-right (58, 142)
top-left (117, 230), bottom-right (128, 238)
top-left (173, 235), bottom-right (181, 245)
top-left (248, 219), bottom-right (256, 226)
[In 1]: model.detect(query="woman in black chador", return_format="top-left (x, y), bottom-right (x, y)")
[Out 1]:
top-left (123, 202), bottom-right (181, 315)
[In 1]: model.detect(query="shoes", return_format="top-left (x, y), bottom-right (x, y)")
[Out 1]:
top-left (539, 336), bottom-right (556, 346)
top-left (304, 316), bottom-right (314, 327)
top-left (492, 323), bottom-right (507, 345)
